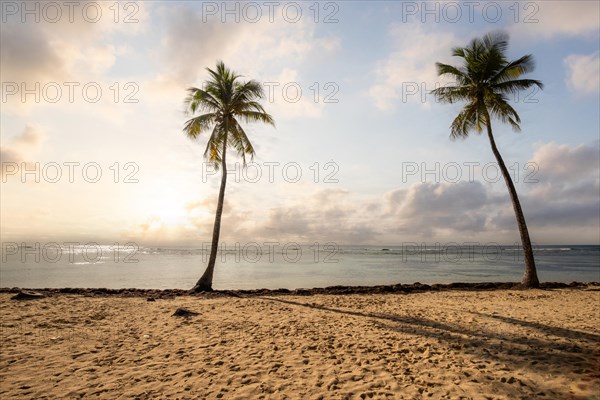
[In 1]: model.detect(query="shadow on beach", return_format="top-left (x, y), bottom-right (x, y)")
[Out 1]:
top-left (259, 296), bottom-right (600, 399)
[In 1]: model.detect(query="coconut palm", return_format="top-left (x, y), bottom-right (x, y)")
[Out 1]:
top-left (184, 61), bottom-right (275, 292)
top-left (431, 31), bottom-right (543, 288)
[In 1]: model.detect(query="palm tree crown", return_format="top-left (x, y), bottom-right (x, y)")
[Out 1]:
top-left (432, 31), bottom-right (543, 139)
top-left (184, 61), bottom-right (275, 167)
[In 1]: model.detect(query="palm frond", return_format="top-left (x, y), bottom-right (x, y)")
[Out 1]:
top-left (482, 31), bottom-right (509, 54)
top-left (183, 113), bottom-right (217, 139)
top-left (486, 92), bottom-right (522, 131)
top-left (236, 110), bottom-right (275, 126)
top-left (184, 87), bottom-right (221, 114)
top-left (229, 120), bottom-right (256, 165)
top-left (434, 31), bottom-right (542, 138)
top-left (451, 46), bottom-right (467, 58)
top-left (232, 80), bottom-right (265, 104)
top-left (492, 79), bottom-right (543, 95)
top-left (491, 54), bottom-right (537, 83)
top-left (203, 124), bottom-right (224, 164)
top-left (435, 62), bottom-right (471, 86)
top-left (431, 85), bottom-right (471, 104)
top-left (450, 105), bottom-right (477, 140)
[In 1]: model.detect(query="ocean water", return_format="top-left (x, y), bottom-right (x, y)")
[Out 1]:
top-left (1, 243), bottom-right (598, 290)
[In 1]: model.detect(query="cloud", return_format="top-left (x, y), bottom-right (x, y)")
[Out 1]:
top-left (529, 141), bottom-right (600, 209)
top-left (515, 202), bottom-right (598, 229)
top-left (0, 21), bottom-right (68, 84)
top-left (0, 125), bottom-right (44, 157)
top-left (10, 125), bottom-right (44, 151)
top-left (381, 141), bottom-right (600, 242)
top-left (383, 181), bottom-right (496, 237)
top-left (0, 1), bottom-right (145, 115)
top-left (144, 3), bottom-right (341, 124)
top-left (510, 1), bottom-right (599, 40)
top-left (0, 4), bottom-right (98, 84)
top-left (245, 188), bottom-right (378, 244)
top-left (0, 125), bottom-right (45, 179)
top-left (153, 4), bottom-right (251, 88)
top-left (491, 195), bottom-right (599, 235)
top-left (263, 68), bottom-right (324, 119)
top-left (0, 147), bottom-right (21, 164)
top-left (152, 4), bottom-right (340, 90)
top-left (493, 141), bottom-right (600, 238)
top-left (172, 187), bottom-right (378, 245)
top-left (369, 25), bottom-right (459, 110)
top-left (128, 138), bottom-right (600, 245)
top-left (530, 141), bottom-right (600, 181)
top-left (564, 52), bottom-right (600, 95)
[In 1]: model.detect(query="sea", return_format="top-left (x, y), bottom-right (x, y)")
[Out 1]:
top-left (1, 243), bottom-right (599, 290)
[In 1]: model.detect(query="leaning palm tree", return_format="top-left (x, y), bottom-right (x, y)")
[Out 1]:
top-left (184, 61), bottom-right (275, 292)
top-left (431, 32), bottom-right (543, 288)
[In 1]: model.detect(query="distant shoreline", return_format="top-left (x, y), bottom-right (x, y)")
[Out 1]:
top-left (2, 281), bottom-right (599, 298)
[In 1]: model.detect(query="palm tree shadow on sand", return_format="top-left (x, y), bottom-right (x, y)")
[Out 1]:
top-left (259, 296), bottom-right (600, 399)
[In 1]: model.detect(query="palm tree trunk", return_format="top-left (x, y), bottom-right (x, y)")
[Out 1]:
top-left (485, 120), bottom-right (539, 288)
top-left (192, 132), bottom-right (228, 292)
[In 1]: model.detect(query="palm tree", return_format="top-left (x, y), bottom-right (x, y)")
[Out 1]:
top-left (431, 32), bottom-right (543, 288)
top-left (183, 61), bottom-right (275, 292)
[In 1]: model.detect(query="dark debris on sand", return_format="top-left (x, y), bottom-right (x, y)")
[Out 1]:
top-left (1, 281), bottom-right (599, 299)
top-left (10, 291), bottom-right (46, 300)
top-left (172, 308), bottom-right (199, 317)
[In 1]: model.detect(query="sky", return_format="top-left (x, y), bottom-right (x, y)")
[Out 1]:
top-left (1, 0), bottom-right (599, 247)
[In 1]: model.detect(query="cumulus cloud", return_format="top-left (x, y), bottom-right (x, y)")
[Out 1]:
top-left (129, 137), bottom-right (600, 245)
top-left (0, 21), bottom-right (68, 84)
top-left (1, 6), bottom-right (91, 84)
top-left (246, 141), bottom-right (599, 244)
top-left (383, 181), bottom-right (498, 237)
top-left (369, 25), bottom-right (459, 110)
top-left (490, 194), bottom-right (600, 247)
top-left (510, 1), bottom-right (599, 40)
top-left (143, 3), bottom-right (341, 125)
top-left (525, 141), bottom-right (600, 230)
top-left (0, 1), bottom-right (145, 115)
top-left (172, 188), bottom-right (378, 245)
top-left (0, 125), bottom-right (45, 179)
top-left (10, 125), bottom-right (44, 151)
top-left (530, 141), bottom-right (600, 181)
top-left (0, 147), bottom-right (21, 164)
top-left (264, 68), bottom-right (324, 119)
top-left (1, 124), bottom-right (44, 158)
top-left (493, 141), bottom-right (600, 239)
top-left (151, 3), bottom-right (340, 95)
top-left (244, 188), bottom-right (378, 244)
top-left (153, 4), bottom-right (251, 89)
top-left (564, 52), bottom-right (600, 95)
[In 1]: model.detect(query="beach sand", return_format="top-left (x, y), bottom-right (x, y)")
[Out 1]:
top-left (1, 288), bottom-right (599, 399)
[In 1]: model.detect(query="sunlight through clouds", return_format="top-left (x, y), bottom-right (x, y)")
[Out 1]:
top-left (1, 1), bottom-right (598, 246)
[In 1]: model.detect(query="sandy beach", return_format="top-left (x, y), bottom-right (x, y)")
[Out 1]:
top-left (1, 288), bottom-right (599, 399)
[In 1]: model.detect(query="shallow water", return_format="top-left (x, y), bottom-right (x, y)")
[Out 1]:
top-left (1, 244), bottom-right (598, 289)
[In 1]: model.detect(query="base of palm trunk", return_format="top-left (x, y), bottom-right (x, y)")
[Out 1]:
top-left (191, 264), bottom-right (215, 292)
top-left (191, 273), bottom-right (214, 292)
top-left (521, 273), bottom-right (540, 288)
top-left (190, 282), bottom-right (213, 292)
